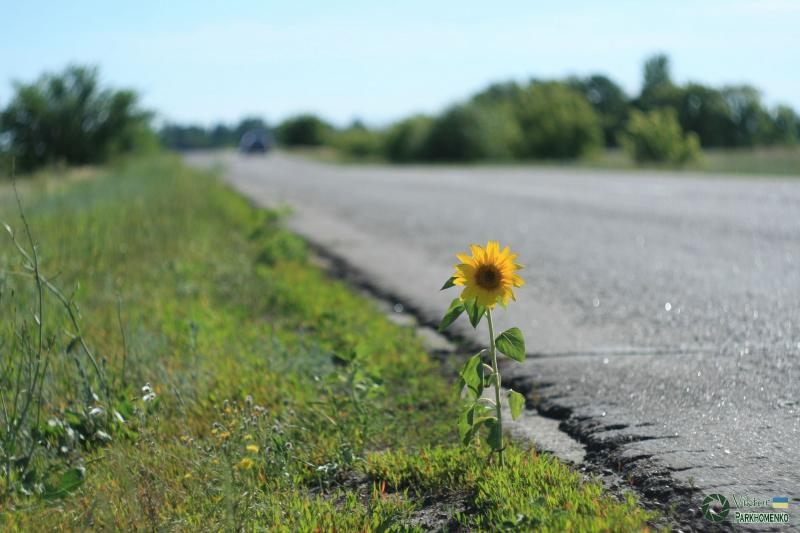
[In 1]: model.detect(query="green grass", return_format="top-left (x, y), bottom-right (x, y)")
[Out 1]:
top-left (0, 155), bottom-right (657, 531)
top-left (576, 146), bottom-right (800, 176)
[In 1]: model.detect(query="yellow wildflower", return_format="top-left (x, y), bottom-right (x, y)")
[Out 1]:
top-left (236, 458), bottom-right (255, 470)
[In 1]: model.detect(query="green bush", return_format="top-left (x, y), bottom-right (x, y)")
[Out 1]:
top-left (276, 114), bottom-right (331, 146)
top-left (675, 84), bottom-right (736, 147)
top-left (0, 151), bottom-right (10, 178)
top-left (329, 126), bottom-right (385, 158)
top-left (568, 75), bottom-right (630, 147)
top-left (513, 82), bottom-right (603, 159)
top-left (383, 115), bottom-right (433, 162)
top-left (620, 108), bottom-right (701, 165)
top-left (0, 66), bottom-right (154, 172)
top-left (768, 105), bottom-right (799, 145)
top-left (422, 104), bottom-right (521, 162)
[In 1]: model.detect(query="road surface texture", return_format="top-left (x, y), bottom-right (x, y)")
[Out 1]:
top-left (189, 151), bottom-right (799, 528)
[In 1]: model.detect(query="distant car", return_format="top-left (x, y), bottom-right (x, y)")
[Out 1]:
top-left (239, 129), bottom-right (273, 154)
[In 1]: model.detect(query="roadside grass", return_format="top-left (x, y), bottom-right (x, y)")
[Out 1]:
top-left (289, 145), bottom-right (800, 177)
top-left (579, 146), bottom-right (800, 176)
top-left (0, 155), bottom-right (657, 530)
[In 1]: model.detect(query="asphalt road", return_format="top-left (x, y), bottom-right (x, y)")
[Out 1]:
top-left (188, 151), bottom-right (799, 522)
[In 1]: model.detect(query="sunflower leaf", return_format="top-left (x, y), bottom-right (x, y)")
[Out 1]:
top-left (453, 375), bottom-right (467, 399)
top-left (459, 352), bottom-right (484, 399)
top-left (464, 298), bottom-right (485, 328)
top-left (508, 389), bottom-right (525, 420)
top-left (485, 418), bottom-right (502, 450)
top-left (438, 298), bottom-right (465, 332)
top-left (440, 276), bottom-right (456, 290)
top-left (458, 403), bottom-right (494, 445)
top-left (495, 327), bottom-right (525, 362)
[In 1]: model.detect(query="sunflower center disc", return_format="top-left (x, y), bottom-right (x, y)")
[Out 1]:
top-left (476, 265), bottom-right (501, 290)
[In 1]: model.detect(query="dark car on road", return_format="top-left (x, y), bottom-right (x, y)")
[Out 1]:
top-left (239, 128), bottom-right (273, 154)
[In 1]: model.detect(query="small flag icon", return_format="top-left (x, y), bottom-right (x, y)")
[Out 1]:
top-left (773, 497), bottom-right (789, 509)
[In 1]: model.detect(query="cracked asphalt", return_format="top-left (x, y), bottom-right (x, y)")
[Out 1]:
top-left (188, 151), bottom-right (799, 526)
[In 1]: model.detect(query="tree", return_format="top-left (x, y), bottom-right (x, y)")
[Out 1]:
top-left (159, 124), bottom-right (212, 150)
top-left (384, 115), bottom-right (433, 162)
top-left (421, 103), bottom-right (521, 162)
top-left (676, 84), bottom-right (735, 147)
top-left (470, 81), bottom-right (525, 106)
top-left (0, 65), bottom-right (153, 171)
top-left (637, 53), bottom-right (682, 111)
top-left (619, 108), bottom-right (701, 165)
top-left (513, 82), bottom-right (602, 159)
top-left (722, 85), bottom-right (773, 146)
top-left (276, 114), bottom-right (331, 146)
top-left (767, 105), bottom-right (798, 145)
top-left (568, 75), bottom-right (630, 147)
top-left (643, 54), bottom-right (672, 93)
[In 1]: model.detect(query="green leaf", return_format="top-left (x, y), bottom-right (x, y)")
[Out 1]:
top-left (458, 352), bottom-right (485, 399)
top-left (485, 418), bottom-right (502, 450)
top-left (508, 389), bottom-right (525, 420)
top-left (43, 468), bottom-right (85, 500)
top-left (438, 298), bottom-right (465, 332)
top-left (495, 327), bottom-right (526, 362)
top-left (440, 276), bottom-right (456, 290)
top-left (457, 406), bottom-right (473, 444)
top-left (453, 375), bottom-right (466, 399)
top-left (464, 298), bottom-right (485, 328)
top-left (458, 403), bottom-right (495, 445)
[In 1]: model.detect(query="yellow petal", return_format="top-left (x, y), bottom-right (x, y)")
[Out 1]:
top-left (456, 253), bottom-right (475, 265)
top-left (456, 263), bottom-right (476, 276)
top-left (486, 241), bottom-right (500, 259)
top-left (469, 244), bottom-right (486, 262)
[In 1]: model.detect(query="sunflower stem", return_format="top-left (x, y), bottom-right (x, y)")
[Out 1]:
top-left (486, 308), bottom-right (504, 466)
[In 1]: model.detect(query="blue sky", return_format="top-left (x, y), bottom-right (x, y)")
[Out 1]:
top-left (2, 0), bottom-right (798, 127)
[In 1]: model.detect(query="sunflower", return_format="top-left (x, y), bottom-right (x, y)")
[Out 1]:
top-left (453, 241), bottom-right (524, 308)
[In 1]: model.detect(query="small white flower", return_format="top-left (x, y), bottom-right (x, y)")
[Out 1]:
top-left (95, 430), bottom-right (112, 442)
top-left (113, 410), bottom-right (125, 423)
top-left (141, 383), bottom-right (153, 394)
top-left (89, 407), bottom-right (105, 418)
top-left (143, 392), bottom-right (157, 403)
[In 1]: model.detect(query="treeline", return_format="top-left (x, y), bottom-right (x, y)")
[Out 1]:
top-left (157, 114), bottom-right (334, 152)
top-left (159, 117), bottom-right (270, 150)
top-left (0, 66), bottom-right (156, 173)
top-left (3, 56), bottom-right (797, 174)
top-left (166, 54), bottom-right (797, 166)
top-left (342, 54), bottom-right (798, 164)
